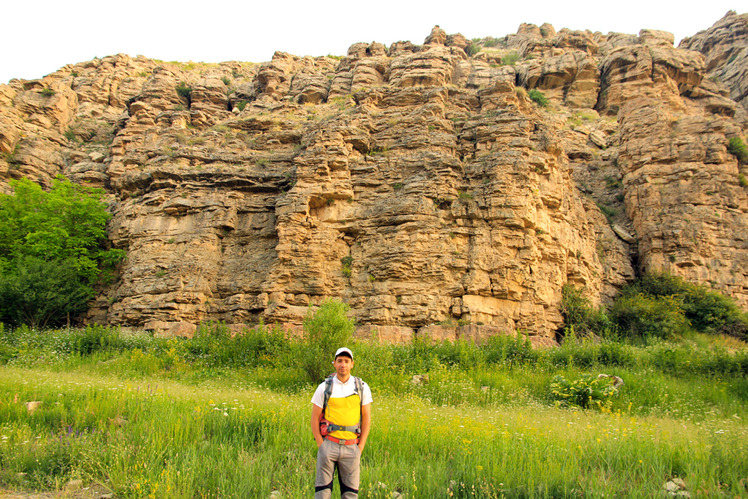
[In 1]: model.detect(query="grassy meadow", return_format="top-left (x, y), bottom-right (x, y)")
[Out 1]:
top-left (0, 323), bottom-right (746, 498)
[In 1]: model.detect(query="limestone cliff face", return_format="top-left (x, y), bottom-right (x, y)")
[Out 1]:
top-left (0, 18), bottom-right (746, 341)
top-left (680, 11), bottom-right (748, 112)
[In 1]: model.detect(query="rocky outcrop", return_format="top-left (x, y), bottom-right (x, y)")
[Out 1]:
top-left (0, 15), bottom-right (746, 341)
top-left (680, 11), bottom-right (748, 113)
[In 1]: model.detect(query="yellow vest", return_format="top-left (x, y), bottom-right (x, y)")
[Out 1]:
top-left (325, 393), bottom-right (361, 440)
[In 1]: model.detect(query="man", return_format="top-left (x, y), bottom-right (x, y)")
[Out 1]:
top-left (310, 347), bottom-right (372, 499)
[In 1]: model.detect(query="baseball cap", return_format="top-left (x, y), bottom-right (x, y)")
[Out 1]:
top-left (334, 347), bottom-right (353, 359)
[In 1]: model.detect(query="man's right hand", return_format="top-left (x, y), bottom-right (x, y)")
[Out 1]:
top-left (311, 404), bottom-right (324, 447)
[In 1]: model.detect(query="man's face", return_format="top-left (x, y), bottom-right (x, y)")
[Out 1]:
top-left (333, 355), bottom-right (354, 378)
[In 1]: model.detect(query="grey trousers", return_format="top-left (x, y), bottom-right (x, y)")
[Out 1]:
top-left (315, 439), bottom-right (361, 499)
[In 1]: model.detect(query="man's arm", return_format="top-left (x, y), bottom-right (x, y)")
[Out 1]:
top-left (310, 404), bottom-right (324, 447)
top-left (358, 403), bottom-right (371, 453)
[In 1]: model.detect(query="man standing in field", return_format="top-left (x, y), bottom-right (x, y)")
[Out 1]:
top-left (311, 347), bottom-right (372, 499)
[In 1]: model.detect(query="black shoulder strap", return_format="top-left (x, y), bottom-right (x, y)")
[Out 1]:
top-left (322, 374), bottom-right (335, 413)
top-left (354, 377), bottom-right (363, 404)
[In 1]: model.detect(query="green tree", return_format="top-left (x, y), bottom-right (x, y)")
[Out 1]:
top-left (299, 299), bottom-right (355, 383)
top-left (0, 177), bottom-right (124, 327)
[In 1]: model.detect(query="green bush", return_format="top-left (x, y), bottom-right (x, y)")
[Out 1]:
top-left (609, 293), bottom-right (689, 340)
top-left (175, 83), bottom-right (192, 104)
top-left (388, 334), bottom-right (439, 373)
top-left (629, 272), bottom-right (748, 340)
top-left (528, 89), bottom-right (549, 107)
top-left (465, 44), bottom-right (480, 57)
top-left (483, 37), bottom-right (500, 48)
top-left (560, 285), bottom-right (613, 337)
top-left (340, 256), bottom-right (353, 277)
top-left (67, 324), bottom-right (125, 355)
top-left (727, 136), bottom-right (748, 163)
top-left (596, 341), bottom-right (637, 366)
top-left (501, 51), bottom-right (519, 66)
top-left (550, 373), bottom-right (620, 410)
top-left (298, 299), bottom-right (355, 383)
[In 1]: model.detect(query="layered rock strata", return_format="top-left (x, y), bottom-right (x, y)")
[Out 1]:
top-left (0, 18), bottom-right (745, 342)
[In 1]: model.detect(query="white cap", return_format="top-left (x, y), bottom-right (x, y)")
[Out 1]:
top-left (334, 347), bottom-right (353, 359)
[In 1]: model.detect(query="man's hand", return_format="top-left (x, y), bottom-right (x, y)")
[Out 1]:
top-left (357, 403), bottom-right (371, 454)
top-left (310, 404), bottom-right (324, 448)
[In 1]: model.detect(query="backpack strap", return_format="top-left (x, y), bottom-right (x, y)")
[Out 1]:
top-left (321, 374), bottom-right (335, 413)
top-left (354, 376), bottom-right (363, 400)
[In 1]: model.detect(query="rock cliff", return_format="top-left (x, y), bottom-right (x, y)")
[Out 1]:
top-left (0, 16), bottom-right (746, 342)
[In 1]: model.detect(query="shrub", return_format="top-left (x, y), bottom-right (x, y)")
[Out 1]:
top-left (340, 256), bottom-right (353, 277)
top-left (609, 293), bottom-right (689, 340)
top-left (560, 285), bottom-right (613, 337)
top-left (597, 341), bottom-right (637, 366)
top-left (549, 373), bottom-right (620, 410)
top-left (298, 299), bottom-right (355, 383)
top-left (67, 324), bottom-right (124, 355)
top-left (682, 285), bottom-right (748, 339)
top-left (40, 88), bottom-right (55, 97)
top-left (63, 129), bottom-right (78, 142)
top-left (549, 331), bottom-right (599, 368)
top-left (727, 136), bottom-right (748, 163)
top-left (483, 37), bottom-right (501, 48)
top-left (596, 202), bottom-right (618, 222)
top-left (528, 89), bottom-right (548, 107)
top-left (501, 51), bottom-right (519, 66)
top-left (628, 272), bottom-right (748, 340)
top-left (175, 83), bottom-right (192, 104)
top-left (465, 44), bottom-right (481, 57)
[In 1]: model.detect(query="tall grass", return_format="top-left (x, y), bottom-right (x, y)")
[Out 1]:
top-left (0, 324), bottom-right (746, 497)
top-left (0, 365), bottom-right (745, 498)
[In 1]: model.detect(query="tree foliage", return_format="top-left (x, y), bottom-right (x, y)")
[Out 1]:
top-left (299, 299), bottom-right (355, 383)
top-left (0, 177), bottom-right (124, 328)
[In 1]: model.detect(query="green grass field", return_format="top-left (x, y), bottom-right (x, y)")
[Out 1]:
top-left (0, 325), bottom-right (746, 498)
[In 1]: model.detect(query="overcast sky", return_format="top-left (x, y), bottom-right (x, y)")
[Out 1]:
top-left (1, 0), bottom-right (742, 85)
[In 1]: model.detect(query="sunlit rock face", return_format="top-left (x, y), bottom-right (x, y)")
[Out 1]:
top-left (1, 14), bottom-right (746, 341)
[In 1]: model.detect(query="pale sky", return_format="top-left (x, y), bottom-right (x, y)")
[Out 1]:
top-left (0, 0), bottom-right (742, 85)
